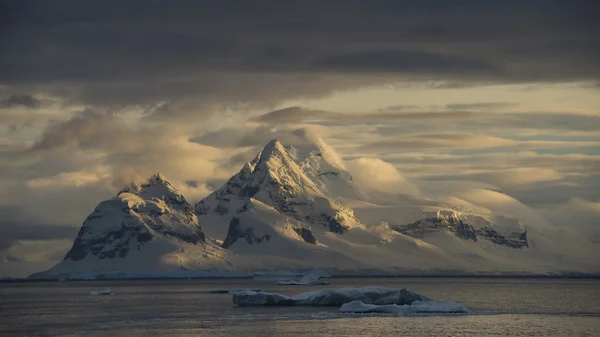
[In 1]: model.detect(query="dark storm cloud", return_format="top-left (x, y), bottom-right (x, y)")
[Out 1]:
top-left (0, 94), bottom-right (41, 109)
top-left (26, 109), bottom-right (123, 152)
top-left (0, 207), bottom-right (78, 251)
top-left (1, 0), bottom-right (598, 107)
top-left (313, 50), bottom-right (500, 74)
top-left (250, 106), bottom-right (600, 134)
top-left (251, 107), bottom-right (474, 126)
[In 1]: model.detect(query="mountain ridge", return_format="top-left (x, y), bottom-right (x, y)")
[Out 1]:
top-left (29, 134), bottom-right (600, 278)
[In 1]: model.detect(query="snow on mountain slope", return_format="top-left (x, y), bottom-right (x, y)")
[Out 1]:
top-left (31, 174), bottom-right (241, 279)
top-left (288, 129), bottom-right (366, 201)
top-left (201, 199), bottom-right (371, 271)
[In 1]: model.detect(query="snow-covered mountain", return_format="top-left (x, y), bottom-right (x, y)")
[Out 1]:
top-left (31, 174), bottom-right (242, 279)
top-left (31, 135), bottom-right (599, 278)
top-left (196, 135), bottom-right (599, 275)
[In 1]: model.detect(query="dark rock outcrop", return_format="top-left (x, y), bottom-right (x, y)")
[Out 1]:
top-left (221, 217), bottom-right (272, 249)
top-left (292, 227), bottom-right (317, 244)
top-left (394, 216), bottom-right (528, 249)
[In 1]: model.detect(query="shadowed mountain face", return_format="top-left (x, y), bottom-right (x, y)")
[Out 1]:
top-left (63, 174), bottom-right (206, 262)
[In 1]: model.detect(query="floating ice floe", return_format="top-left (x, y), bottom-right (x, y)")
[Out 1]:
top-left (203, 288), bottom-right (263, 294)
top-left (229, 288), bottom-right (263, 294)
top-left (339, 300), bottom-right (468, 313)
top-left (90, 288), bottom-right (112, 296)
top-left (277, 272), bottom-right (329, 285)
top-left (232, 286), bottom-right (429, 306)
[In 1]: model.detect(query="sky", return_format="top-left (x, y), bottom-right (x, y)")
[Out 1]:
top-left (1, 0), bottom-right (599, 277)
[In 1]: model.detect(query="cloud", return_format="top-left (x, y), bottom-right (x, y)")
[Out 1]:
top-left (0, 94), bottom-right (41, 109)
top-left (346, 157), bottom-right (419, 195)
top-left (377, 105), bottom-right (420, 112)
top-left (1, 1), bottom-right (598, 110)
top-left (0, 108), bottom-right (246, 248)
top-left (358, 134), bottom-right (600, 152)
top-left (420, 167), bottom-right (564, 190)
top-left (445, 102), bottom-right (518, 110)
top-left (25, 109), bottom-right (125, 153)
top-left (252, 107), bottom-right (332, 125)
top-left (25, 168), bottom-right (110, 188)
top-left (382, 152), bottom-right (600, 177)
top-left (0, 206), bottom-right (79, 252)
top-left (454, 188), bottom-right (556, 230)
top-left (313, 49), bottom-right (501, 74)
top-left (547, 198), bottom-right (600, 236)
top-left (252, 106), bottom-right (475, 126)
top-left (251, 107), bottom-right (600, 137)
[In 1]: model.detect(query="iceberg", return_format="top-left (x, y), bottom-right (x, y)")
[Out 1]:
top-left (232, 286), bottom-right (430, 306)
top-left (339, 300), bottom-right (468, 314)
top-left (277, 272), bottom-right (329, 285)
top-left (90, 288), bottom-right (112, 296)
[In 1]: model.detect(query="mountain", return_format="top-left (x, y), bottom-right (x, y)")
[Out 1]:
top-left (31, 174), bottom-right (240, 279)
top-left (196, 139), bottom-right (362, 234)
top-left (31, 134), bottom-right (599, 278)
top-left (196, 134), bottom-right (599, 275)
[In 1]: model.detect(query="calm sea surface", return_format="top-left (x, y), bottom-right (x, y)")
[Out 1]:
top-left (1, 278), bottom-right (599, 336)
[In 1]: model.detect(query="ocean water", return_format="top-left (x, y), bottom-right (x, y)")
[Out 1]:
top-left (1, 278), bottom-right (599, 336)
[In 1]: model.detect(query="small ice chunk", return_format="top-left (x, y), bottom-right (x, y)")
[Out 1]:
top-left (232, 289), bottom-right (294, 306)
top-left (204, 288), bottom-right (262, 294)
top-left (339, 300), bottom-right (407, 313)
top-left (277, 272), bottom-right (329, 285)
top-left (339, 300), bottom-right (469, 313)
top-left (228, 288), bottom-right (262, 294)
top-left (90, 288), bottom-right (112, 296)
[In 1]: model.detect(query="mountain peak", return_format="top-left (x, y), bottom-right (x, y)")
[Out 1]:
top-left (118, 172), bottom-right (175, 196)
top-left (260, 139), bottom-right (287, 158)
top-left (147, 172), bottom-right (167, 184)
top-left (195, 137), bottom-right (361, 234)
